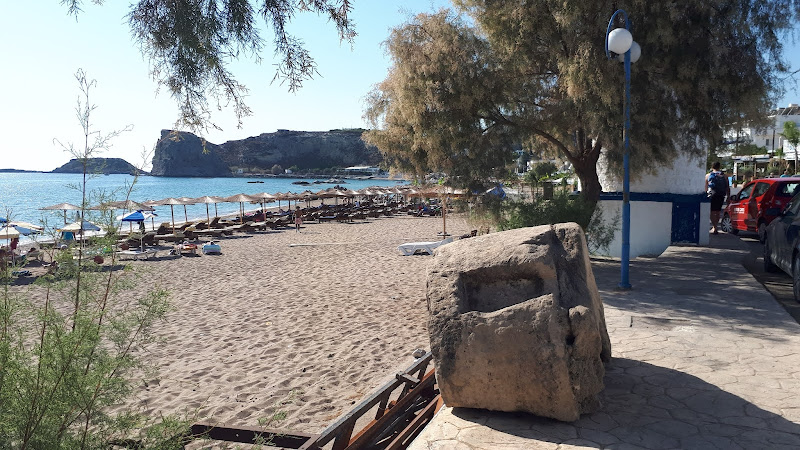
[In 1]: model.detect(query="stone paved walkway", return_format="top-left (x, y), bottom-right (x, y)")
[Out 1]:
top-left (409, 236), bottom-right (800, 449)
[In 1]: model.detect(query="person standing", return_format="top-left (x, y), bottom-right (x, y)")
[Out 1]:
top-left (706, 161), bottom-right (730, 234)
top-left (294, 206), bottom-right (303, 232)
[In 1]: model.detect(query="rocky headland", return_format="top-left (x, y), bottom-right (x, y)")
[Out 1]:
top-left (149, 129), bottom-right (382, 177)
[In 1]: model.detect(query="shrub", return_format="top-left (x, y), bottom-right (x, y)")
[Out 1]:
top-left (485, 192), bottom-right (619, 255)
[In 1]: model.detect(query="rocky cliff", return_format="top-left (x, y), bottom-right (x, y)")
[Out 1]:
top-left (51, 157), bottom-right (144, 175)
top-left (149, 129), bottom-right (382, 177)
top-left (150, 130), bottom-right (231, 177)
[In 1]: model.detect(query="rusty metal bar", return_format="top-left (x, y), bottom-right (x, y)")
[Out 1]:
top-left (309, 352), bottom-right (433, 449)
top-left (375, 391), bottom-right (393, 420)
top-left (385, 395), bottom-right (443, 450)
top-left (330, 421), bottom-right (356, 450)
top-left (345, 369), bottom-right (436, 450)
top-left (190, 422), bottom-right (317, 448)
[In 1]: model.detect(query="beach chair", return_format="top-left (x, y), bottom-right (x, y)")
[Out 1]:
top-left (116, 249), bottom-right (158, 260)
top-left (397, 237), bottom-right (453, 256)
top-left (155, 222), bottom-right (172, 235)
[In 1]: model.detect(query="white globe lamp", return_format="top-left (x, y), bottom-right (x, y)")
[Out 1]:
top-left (617, 41), bottom-right (641, 63)
top-left (607, 28), bottom-right (633, 55)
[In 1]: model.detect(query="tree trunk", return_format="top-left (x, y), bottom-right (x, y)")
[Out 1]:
top-left (574, 157), bottom-right (602, 205)
top-left (563, 137), bottom-right (603, 206)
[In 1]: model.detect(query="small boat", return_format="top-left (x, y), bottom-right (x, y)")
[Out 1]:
top-left (247, 180), bottom-right (264, 184)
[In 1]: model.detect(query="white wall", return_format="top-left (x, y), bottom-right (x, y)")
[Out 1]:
top-left (595, 200), bottom-right (673, 258)
top-left (595, 150), bottom-right (708, 258)
top-left (597, 151), bottom-right (706, 194)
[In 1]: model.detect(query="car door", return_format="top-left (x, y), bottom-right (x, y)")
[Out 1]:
top-left (745, 182), bottom-right (771, 231)
top-left (771, 196), bottom-right (800, 271)
top-left (731, 183), bottom-right (754, 231)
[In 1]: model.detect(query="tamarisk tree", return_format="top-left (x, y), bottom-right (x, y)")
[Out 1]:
top-left (365, 1), bottom-right (799, 203)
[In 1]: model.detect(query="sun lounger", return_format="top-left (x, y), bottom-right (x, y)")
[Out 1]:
top-left (397, 237), bottom-right (453, 256)
top-left (116, 249), bottom-right (158, 260)
top-left (195, 229), bottom-right (223, 238)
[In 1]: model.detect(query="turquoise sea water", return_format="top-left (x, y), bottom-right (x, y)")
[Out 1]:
top-left (0, 173), bottom-right (404, 238)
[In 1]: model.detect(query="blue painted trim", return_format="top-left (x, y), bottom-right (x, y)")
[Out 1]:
top-left (599, 192), bottom-right (709, 203)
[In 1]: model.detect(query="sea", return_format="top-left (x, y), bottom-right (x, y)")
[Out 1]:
top-left (0, 173), bottom-right (406, 243)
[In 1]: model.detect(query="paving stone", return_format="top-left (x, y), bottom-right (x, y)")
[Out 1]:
top-left (572, 411), bottom-right (618, 432)
top-left (444, 407), bottom-right (489, 428)
top-left (679, 434), bottom-right (744, 450)
top-left (409, 243), bottom-right (800, 450)
top-left (577, 428), bottom-right (619, 446)
top-left (558, 439), bottom-right (603, 449)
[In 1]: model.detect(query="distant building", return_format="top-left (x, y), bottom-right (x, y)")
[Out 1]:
top-left (725, 103), bottom-right (800, 158)
top-left (723, 103), bottom-right (800, 178)
top-left (343, 166), bottom-right (381, 176)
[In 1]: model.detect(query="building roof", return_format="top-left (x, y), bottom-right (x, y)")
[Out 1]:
top-left (772, 104), bottom-right (800, 116)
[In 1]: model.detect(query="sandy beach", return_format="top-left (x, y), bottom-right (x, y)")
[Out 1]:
top-left (10, 212), bottom-right (472, 438)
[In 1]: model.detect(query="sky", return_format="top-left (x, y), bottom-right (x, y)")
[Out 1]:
top-left (2, 2), bottom-right (799, 172)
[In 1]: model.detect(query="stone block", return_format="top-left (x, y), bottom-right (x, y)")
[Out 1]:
top-left (426, 223), bottom-right (611, 422)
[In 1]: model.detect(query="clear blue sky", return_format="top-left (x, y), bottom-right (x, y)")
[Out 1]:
top-left (1, 3), bottom-right (799, 172)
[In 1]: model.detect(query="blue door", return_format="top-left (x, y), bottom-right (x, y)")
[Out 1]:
top-left (672, 202), bottom-right (700, 244)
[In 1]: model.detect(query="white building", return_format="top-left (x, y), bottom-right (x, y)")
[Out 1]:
top-left (727, 104), bottom-right (800, 159)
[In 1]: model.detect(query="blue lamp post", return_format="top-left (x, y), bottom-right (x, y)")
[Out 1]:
top-left (605, 10), bottom-right (640, 290)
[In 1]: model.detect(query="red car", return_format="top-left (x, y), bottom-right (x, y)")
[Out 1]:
top-left (720, 177), bottom-right (800, 242)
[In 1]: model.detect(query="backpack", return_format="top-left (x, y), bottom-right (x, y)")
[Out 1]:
top-left (707, 171), bottom-right (727, 197)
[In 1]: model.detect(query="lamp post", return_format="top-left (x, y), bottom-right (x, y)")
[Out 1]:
top-left (605, 10), bottom-right (640, 290)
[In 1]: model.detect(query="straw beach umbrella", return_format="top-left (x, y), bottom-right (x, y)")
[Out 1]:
top-left (41, 202), bottom-right (82, 224)
top-left (192, 195), bottom-right (224, 225)
top-left (177, 197), bottom-right (196, 222)
top-left (250, 192), bottom-right (277, 218)
top-left (151, 197), bottom-right (185, 233)
top-left (223, 193), bottom-right (256, 224)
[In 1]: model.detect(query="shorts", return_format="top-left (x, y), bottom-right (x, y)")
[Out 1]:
top-left (710, 195), bottom-right (725, 212)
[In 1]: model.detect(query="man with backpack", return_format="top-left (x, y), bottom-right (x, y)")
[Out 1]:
top-left (706, 161), bottom-right (730, 234)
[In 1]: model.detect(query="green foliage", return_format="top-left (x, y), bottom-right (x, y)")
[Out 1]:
top-left (497, 192), bottom-right (594, 231)
top-left (732, 143), bottom-right (767, 156)
top-left (0, 70), bottom-right (186, 449)
top-left (470, 192), bottom-right (620, 255)
top-left (363, 10), bottom-right (517, 188)
top-left (366, 2), bottom-right (799, 202)
top-left (782, 121), bottom-right (800, 163)
top-left (783, 122), bottom-right (800, 147)
top-left (271, 164), bottom-right (284, 175)
top-left (486, 192), bottom-right (619, 255)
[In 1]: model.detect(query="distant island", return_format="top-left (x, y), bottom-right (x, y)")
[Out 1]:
top-left (51, 158), bottom-right (146, 175)
top-left (0, 168), bottom-right (45, 173)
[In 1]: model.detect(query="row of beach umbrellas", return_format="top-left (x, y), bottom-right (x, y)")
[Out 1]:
top-left (30, 185), bottom-right (468, 237)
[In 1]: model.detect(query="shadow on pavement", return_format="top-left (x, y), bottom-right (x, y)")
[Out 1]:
top-left (451, 358), bottom-right (800, 449)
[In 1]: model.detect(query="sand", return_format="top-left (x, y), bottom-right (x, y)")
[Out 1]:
top-left (65, 213), bottom-right (472, 435)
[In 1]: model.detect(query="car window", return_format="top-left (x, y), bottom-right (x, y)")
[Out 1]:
top-left (738, 184), bottom-right (755, 200)
top-left (777, 182), bottom-right (800, 198)
top-left (753, 182), bottom-right (770, 198)
top-left (788, 194), bottom-right (800, 216)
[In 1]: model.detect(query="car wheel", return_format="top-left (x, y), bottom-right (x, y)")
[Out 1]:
top-left (758, 222), bottom-right (767, 243)
top-left (794, 254), bottom-right (800, 303)
top-left (720, 214), bottom-right (735, 234)
top-left (764, 241), bottom-right (779, 273)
